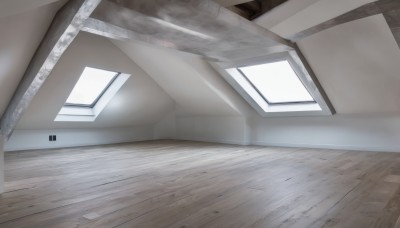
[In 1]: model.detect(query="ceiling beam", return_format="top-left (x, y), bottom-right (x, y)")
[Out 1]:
top-left (83, 0), bottom-right (293, 62)
top-left (290, 44), bottom-right (335, 115)
top-left (383, 8), bottom-right (400, 48)
top-left (0, 0), bottom-right (101, 139)
top-left (0, 135), bottom-right (4, 194)
top-left (289, 0), bottom-right (400, 41)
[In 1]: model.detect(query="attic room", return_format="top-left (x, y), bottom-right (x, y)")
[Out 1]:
top-left (0, 0), bottom-right (400, 227)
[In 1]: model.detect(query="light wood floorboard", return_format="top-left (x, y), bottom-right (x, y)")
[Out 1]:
top-left (1, 140), bottom-right (400, 228)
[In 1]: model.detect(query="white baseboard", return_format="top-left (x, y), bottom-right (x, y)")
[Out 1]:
top-left (174, 135), bottom-right (248, 146)
top-left (5, 126), bottom-right (154, 152)
top-left (171, 137), bottom-right (400, 153)
top-left (193, 136), bottom-right (247, 145)
top-left (6, 129), bottom-right (400, 153)
top-left (5, 138), bottom-right (152, 152)
top-left (252, 141), bottom-right (400, 153)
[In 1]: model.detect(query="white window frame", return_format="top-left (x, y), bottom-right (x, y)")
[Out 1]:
top-left (55, 67), bottom-right (131, 122)
top-left (210, 51), bottom-right (335, 117)
top-left (64, 71), bottom-right (120, 108)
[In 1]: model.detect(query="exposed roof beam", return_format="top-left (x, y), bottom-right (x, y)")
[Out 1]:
top-left (290, 44), bottom-right (335, 115)
top-left (383, 8), bottom-right (400, 48)
top-left (0, 136), bottom-right (4, 194)
top-left (0, 0), bottom-right (101, 139)
top-left (83, 0), bottom-right (293, 62)
top-left (289, 0), bottom-right (400, 41)
top-left (215, 0), bottom-right (253, 7)
top-left (82, 17), bottom-right (293, 61)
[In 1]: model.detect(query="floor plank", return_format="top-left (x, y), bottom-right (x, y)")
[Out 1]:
top-left (0, 140), bottom-right (400, 228)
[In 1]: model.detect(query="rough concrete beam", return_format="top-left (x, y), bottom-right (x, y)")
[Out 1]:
top-left (290, 0), bottom-right (400, 41)
top-left (82, 17), bottom-right (293, 62)
top-left (383, 8), bottom-right (400, 48)
top-left (83, 0), bottom-right (293, 62)
top-left (0, 135), bottom-right (4, 194)
top-left (0, 0), bottom-right (102, 139)
top-left (289, 44), bottom-right (336, 115)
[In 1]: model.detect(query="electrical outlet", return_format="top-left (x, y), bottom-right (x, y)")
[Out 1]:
top-left (49, 135), bottom-right (57, 141)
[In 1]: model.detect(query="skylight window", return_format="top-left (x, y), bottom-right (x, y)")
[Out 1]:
top-left (55, 67), bottom-right (130, 122)
top-left (210, 52), bottom-right (335, 116)
top-left (65, 67), bottom-right (119, 107)
top-left (237, 61), bottom-right (315, 104)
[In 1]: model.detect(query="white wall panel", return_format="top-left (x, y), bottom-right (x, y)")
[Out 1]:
top-left (5, 126), bottom-right (153, 152)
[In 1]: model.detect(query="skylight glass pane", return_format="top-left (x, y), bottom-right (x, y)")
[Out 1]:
top-left (65, 67), bottom-right (117, 106)
top-left (238, 61), bottom-right (315, 104)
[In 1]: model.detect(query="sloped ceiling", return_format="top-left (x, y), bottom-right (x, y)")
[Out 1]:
top-left (3, 0), bottom-right (400, 132)
top-left (254, 0), bottom-right (400, 114)
top-left (298, 14), bottom-right (400, 114)
top-left (0, 0), bottom-right (66, 19)
top-left (0, 1), bottom-right (64, 118)
top-left (112, 40), bottom-right (253, 117)
top-left (255, 0), bottom-right (376, 37)
top-left (16, 32), bottom-right (175, 129)
top-left (111, 6), bottom-right (400, 116)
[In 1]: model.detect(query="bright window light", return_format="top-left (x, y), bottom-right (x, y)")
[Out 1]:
top-left (65, 67), bottom-right (119, 107)
top-left (238, 61), bottom-right (315, 104)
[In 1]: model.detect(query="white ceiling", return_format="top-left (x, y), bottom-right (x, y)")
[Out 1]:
top-left (256, 0), bottom-right (376, 38)
top-left (0, 1), bottom-right (62, 117)
top-left (112, 40), bottom-right (252, 117)
top-left (0, 0), bottom-right (65, 19)
top-left (2, 0), bottom-right (400, 131)
top-left (298, 14), bottom-right (400, 114)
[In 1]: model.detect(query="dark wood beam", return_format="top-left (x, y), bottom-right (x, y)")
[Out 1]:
top-left (0, 0), bottom-right (102, 139)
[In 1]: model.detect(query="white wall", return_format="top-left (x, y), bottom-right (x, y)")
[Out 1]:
top-left (251, 114), bottom-right (400, 152)
top-left (175, 115), bottom-right (251, 145)
top-left (153, 111), bottom-right (177, 140)
top-left (152, 113), bottom-right (398, 152)
top-left (4, 126), bottom-right (153, 152)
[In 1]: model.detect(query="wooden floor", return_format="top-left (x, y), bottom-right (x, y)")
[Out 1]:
top-left (1, 140), bottom-right (400, 228)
